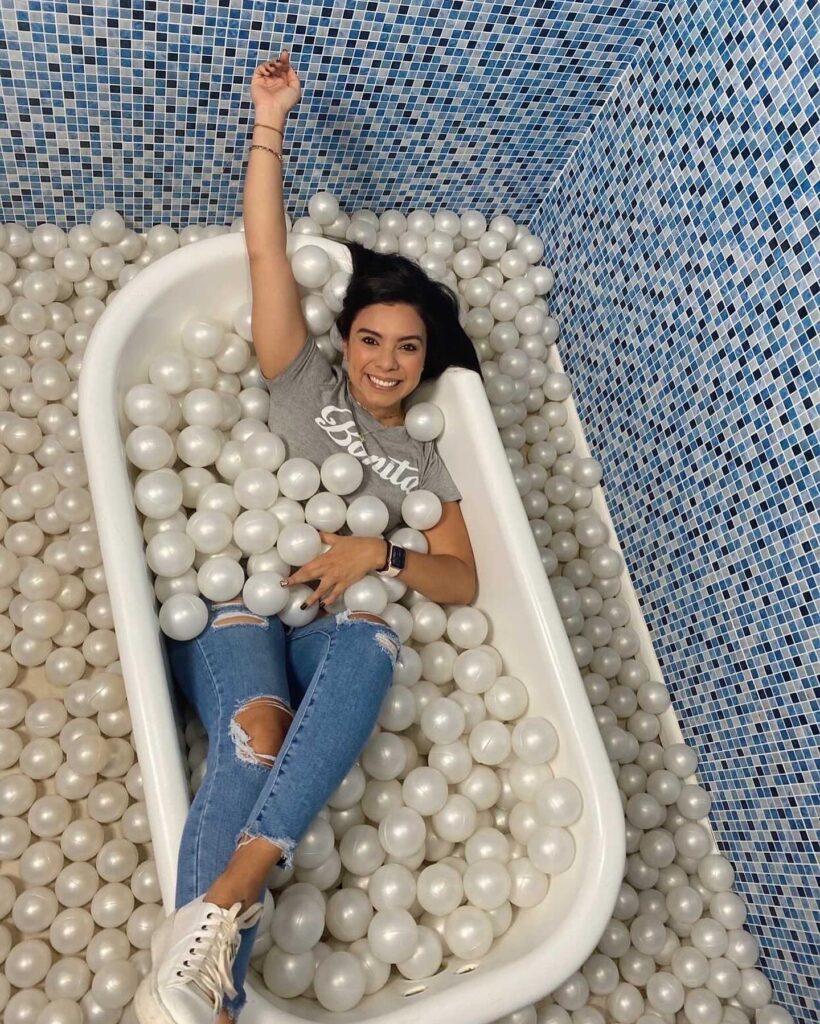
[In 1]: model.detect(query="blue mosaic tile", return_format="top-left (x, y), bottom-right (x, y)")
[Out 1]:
top-left (534, 0), bottom-right (819, 1017)
top-left (1, 1), bottom-right (670, 226)
top-left (1, 0), bottom-right (816, 1017)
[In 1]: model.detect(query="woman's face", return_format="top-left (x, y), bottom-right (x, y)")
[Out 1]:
top-left (342, 303), bottom-right (427, 414)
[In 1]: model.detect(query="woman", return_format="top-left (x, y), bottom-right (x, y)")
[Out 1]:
top-left (135, 50), bottom-right (480, 1024)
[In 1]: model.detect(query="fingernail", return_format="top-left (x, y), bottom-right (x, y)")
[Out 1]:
top-left (280, 579), bottom-right (288, 587)
top-left (299, 601), bottom-right (307, 610)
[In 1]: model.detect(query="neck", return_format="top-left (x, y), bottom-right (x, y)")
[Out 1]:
top-left (348, 378), bottom-right (404, 427)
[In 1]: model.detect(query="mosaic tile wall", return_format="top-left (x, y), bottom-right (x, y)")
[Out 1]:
top-left (2, 0), bottom-right (817, 1018)
top-left (532, 0), bottom-right (819, 1017)
top-left (1, 0), bottom-right (671, 226)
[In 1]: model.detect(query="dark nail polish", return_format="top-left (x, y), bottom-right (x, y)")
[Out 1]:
top-left (299, 601), bottom-right (307, 610)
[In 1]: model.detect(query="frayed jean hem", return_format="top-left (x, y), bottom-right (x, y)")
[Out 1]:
top-left (221, 991), bottom-right (246, 1022)
top-left (234, 827), bottom-right (297, 870)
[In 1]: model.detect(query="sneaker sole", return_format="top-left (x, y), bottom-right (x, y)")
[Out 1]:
top-left (150, 913), bottom-right (171, 961)
top-left (134, 974), bottom-right (179, 1024)
top-left (133, 911), bottom-right (188, 1024)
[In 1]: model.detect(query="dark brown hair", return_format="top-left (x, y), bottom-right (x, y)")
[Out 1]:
top-left (336, 241), bottom-right (482, 382)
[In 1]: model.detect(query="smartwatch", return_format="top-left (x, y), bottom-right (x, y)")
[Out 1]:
top-left (376, 541), bottom-right (407, 578)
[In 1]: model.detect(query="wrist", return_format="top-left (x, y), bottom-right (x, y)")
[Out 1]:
top-left (254, 106), bottom-right (289, 127)
top-left (373, 539), bottom-right (389, 571)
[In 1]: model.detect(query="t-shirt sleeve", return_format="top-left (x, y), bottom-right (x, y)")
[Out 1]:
top-left (420, 443), bottom-right (462, 502)
top-left (263, 334), bottom-right (335, 392)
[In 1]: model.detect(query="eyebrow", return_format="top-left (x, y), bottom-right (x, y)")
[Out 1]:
top-left (357, 327), bottom-right (424, 342)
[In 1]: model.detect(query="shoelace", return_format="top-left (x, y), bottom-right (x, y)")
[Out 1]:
top-left (170, 901), bottom-right (264, 1010)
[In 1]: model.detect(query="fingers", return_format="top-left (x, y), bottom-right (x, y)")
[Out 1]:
top-left (320, 585), bottom-right (343, 608)
top-left (256, 51), bottom-right (290, 77)
top-left (303, 584), bottom-right (339, 610)
top-left (302, 588), bottom-right (329, 609)
top-left (284, 568), bottom-right (337, 592)
top-left (284, 567), bottom-right (341, 609)
top-left (282, 560), bottom-right (319, 587)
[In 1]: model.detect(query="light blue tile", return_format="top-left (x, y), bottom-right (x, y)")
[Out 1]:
top-left (1, 0), bottom-right (816, 1018)
top-left (534, 0), bottom-right (818, 1017)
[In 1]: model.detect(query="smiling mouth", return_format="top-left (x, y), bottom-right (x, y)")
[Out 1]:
top-left (366, 373), bottom-right (401, 390)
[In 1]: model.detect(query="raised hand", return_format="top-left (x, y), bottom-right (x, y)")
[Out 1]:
top-left (250, 50), bottom-right (302, 116)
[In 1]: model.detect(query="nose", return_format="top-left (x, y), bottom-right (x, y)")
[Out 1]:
top-left (372, 355), bottom-right (400, 372)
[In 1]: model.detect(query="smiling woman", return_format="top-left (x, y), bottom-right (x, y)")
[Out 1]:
top-left (341, 302), bottom-right (428, 428)
top-left (131, 50), bottom-right (482, 1024)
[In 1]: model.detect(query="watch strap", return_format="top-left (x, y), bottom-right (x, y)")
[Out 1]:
top-left (377, 540), bottom-right (391, 572)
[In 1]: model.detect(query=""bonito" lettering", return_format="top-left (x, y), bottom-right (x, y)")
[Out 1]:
top-left (315, 404), bottom-right (420, 493)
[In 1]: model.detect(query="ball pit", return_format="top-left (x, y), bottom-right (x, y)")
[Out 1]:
top-left (79, 230), bottom-right (623, 1021)
top-left (0, 204), bottom-right (791, 1024)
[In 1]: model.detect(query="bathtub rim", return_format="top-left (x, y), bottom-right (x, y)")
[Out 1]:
top-left (78, 231), bottom-right (625, 1024)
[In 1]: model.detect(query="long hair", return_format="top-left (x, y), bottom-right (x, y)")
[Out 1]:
top-left (335, 240), bottom-right (482, 382)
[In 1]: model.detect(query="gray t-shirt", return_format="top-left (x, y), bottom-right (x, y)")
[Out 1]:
top-left (265, 335), bottom-right (462, 533)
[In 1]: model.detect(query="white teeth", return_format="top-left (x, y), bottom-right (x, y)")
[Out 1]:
top-left (367, 374), bottom-right (399, 389)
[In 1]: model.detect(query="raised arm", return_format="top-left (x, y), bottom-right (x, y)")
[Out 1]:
top-left (244, 52), bottom-right (309, 380)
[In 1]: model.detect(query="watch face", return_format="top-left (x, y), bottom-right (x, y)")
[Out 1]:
top-left (391, 545), bottom-right (407, 570)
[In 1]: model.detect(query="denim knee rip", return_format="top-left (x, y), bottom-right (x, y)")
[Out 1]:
top-left (231, 686), bottom-right (299, 866)
top-left (212, 607), bottom-right (269, 630)
top-left (229, 693), bottom-right (294, 768)
top-left (335, 608), bottom-right (401, 662)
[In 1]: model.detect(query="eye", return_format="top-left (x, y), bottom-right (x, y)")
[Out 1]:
top-left (362, 336), bottom-right (418, 352)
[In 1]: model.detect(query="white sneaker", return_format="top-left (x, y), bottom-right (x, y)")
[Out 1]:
top-left (135, 894), bottom-right (264, 1024)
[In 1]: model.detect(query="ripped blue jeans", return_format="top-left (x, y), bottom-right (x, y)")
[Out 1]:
top-left (164, 598), bottom-right (401, 1021)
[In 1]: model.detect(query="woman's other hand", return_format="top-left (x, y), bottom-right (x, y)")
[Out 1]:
top-left (281, 532), bottom-right (388, 610)
top-left (251, 50), bottom-right (302, 116)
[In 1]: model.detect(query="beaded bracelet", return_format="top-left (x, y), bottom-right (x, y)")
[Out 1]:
top-left (250, 122), bottom-right (284, 162)
top-left (249, 144), bottom-right (283, 162)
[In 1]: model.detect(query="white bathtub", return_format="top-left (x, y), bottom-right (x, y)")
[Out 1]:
top-left (79, 232), bottom-right (625, 1024)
